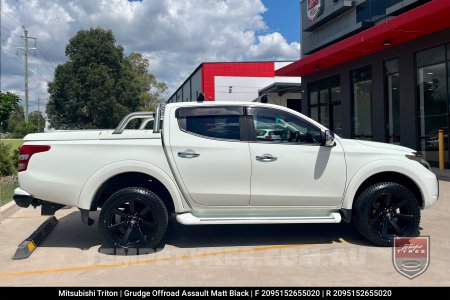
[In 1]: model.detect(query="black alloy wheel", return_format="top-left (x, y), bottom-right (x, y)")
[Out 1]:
top-left (353, 182), bottom-right (420, 246)
top-left (99, 187), bottom-right (168, 249)
top-left (369, 193), bottom-right (416, 238)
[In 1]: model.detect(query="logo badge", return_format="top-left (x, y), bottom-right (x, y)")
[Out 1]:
top-left (307, 0), bottom-right (324, 21)
top-left (393, 236), bottom-right (430, 279)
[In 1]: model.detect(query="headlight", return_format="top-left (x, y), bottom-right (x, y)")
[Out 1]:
top-left (405, 152), bottom-right (431, 170)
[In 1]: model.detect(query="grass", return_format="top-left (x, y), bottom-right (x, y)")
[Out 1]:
top-left (0, 181), bottom-right (18, 207)
top-left (1, 139), bottom-right (23, 153)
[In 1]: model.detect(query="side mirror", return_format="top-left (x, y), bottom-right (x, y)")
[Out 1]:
top-left (322, 130), bottom-right (335, 147)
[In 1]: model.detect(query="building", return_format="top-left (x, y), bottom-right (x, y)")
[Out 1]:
top-left (276, 0), bottom-right (450, 167)
top-left (167, 61), bottom-right (301, 109)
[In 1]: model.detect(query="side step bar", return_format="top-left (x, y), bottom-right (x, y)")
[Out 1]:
top-left (176, 212), bottom-right (342, 225)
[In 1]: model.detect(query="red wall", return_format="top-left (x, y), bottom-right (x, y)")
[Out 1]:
top-left (201, 62), bottom-right (275, 101)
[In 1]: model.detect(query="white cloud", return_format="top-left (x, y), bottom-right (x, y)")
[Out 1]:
top-left (1, 0), bottom-right (300, 111)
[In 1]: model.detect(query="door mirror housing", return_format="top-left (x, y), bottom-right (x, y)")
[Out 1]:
top-left (322, 130), bottom-right (335, 147)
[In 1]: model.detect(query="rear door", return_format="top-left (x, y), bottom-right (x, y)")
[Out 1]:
top-left (168, 105), bottom-right (251, 206)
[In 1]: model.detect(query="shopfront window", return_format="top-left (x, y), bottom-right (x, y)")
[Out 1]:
top-left (385, 59), bottom-right (400, 144)
top-left (417, 46), bottom-right (448, 165)
top-left (351, 66), bottom-right (372, 140)
top-left (307, 75), bottom-right (341, 135)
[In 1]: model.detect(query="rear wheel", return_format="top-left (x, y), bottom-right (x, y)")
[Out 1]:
top-left (99, 187), bottom-right (168, 249)
top-left (352, 182), bottom-right (420, 246)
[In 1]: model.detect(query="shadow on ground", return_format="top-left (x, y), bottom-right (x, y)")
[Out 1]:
top-left (39, 210), bottom-right (373, 256)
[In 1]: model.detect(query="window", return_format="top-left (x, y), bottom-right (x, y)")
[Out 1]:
top-left (416, 46), bottom-right (448, 165)
top-left (177, 106), bottom-right (243, 141)
top-left (356, 0), bottom-right (388, 23)
top-left (249, 107), bottom-right (322, 145)
top-left (351, 66), bottom-right (373, 140)
top-left (385, 58), bottom-right (400, 144)
top-left (308, 75), bottom-right (341, 135)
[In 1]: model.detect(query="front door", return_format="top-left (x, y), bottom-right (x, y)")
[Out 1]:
top-left (169, 106), bottom-right (251, 206)
top-left (248, 106), bottom-right (346, 207)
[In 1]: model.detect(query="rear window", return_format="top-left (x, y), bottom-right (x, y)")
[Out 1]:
top-left (176, 106), bottom-right (243, 141)
top-left (182, 115), bottom-right (240, 140)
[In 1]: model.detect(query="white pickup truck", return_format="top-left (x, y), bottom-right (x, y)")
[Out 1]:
top-left (13, 102), bottom-right (439, 248)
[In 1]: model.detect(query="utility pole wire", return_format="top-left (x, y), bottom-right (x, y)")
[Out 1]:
top-left (17, 27), bottom-right (37, 123)
top-left (0, 8), bottom-right (23, 27)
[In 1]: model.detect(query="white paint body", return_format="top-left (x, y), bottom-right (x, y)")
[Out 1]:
top-left (16, 102), bottom-right (439, 225)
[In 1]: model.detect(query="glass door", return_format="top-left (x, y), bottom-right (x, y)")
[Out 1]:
top-left (417, 46), bottom-right (448, 166)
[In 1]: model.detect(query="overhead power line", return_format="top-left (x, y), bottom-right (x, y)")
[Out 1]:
top-left (0, 8), bottom-right (23, 27)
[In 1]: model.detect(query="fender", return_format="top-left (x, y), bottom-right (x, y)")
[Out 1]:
top-left (77, 160), bottom-right (185, 212)
top-left (340, 159), bottom-right (428, 210)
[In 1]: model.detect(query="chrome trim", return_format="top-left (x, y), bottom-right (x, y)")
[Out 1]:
top-left (178, 150), bottom-right (200, 158)
top-left (256, 153), bottom-right (277, 162)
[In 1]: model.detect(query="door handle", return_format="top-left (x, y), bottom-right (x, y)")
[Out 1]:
top-left (256, 153), bottom-right (277, 162)
top-left (178, 150), bottom-right (200, 158)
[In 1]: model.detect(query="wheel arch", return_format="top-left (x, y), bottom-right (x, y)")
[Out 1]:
top-left (77, 160), bottom-right (185, 213)
top-left (341, 161), bottom-right (425, 212)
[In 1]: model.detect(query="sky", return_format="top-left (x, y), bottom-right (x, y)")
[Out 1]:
top-left (0, 0), bottom-right (301, 113)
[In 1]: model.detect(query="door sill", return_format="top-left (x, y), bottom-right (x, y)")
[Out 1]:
top-left (176, 212), bottom-right (342, 225)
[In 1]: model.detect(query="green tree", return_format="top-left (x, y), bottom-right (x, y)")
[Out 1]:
top-left (28, 111), bottom-right (45, 132)
top-left (7, 108), bottom-right (45, 138)
top-left (0, 91), bottom-right (20, 132)
top-left (46, 27), bottom-right (142, 129)
top-left (6, 106), bottom-right (24, 133)
top-left (128, 52), bottom-right (167, 111)
top-left (12, 122), bottom-right (37, 138)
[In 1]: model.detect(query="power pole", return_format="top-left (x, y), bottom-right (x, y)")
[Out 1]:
top-left (17, 27), bottom-right (36, 123)
top-left (37, 97), bottom-right (40, 132)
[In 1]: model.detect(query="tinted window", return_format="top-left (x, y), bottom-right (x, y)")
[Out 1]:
top-left (179, 115), bottom-right (241, 141)
top-left (249, 107), bottom-right (322, 145)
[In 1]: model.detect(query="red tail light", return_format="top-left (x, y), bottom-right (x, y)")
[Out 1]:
top-left (18, 145), bottom-right (51, 172)
top-left (266, 135), bottom-right (272, 140)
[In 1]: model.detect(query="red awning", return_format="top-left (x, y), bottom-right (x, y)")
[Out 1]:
top-left (276, 0), bottom-right (450, 77)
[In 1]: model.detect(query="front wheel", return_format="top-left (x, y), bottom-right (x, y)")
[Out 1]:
top-left (352, 182), bottom-right (421, 246)
top-left (99, 187), bottom-right (168, 249)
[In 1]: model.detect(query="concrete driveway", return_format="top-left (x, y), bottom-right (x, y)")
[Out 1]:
top-left (0, 182), bottom-right (449, 286)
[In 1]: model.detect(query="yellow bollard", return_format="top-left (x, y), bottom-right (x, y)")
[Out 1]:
top-left (439, 129), bottom-right (445, 170)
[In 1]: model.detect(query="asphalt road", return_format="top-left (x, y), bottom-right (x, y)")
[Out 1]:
top-left (0, 182), bottom-right (449, 286)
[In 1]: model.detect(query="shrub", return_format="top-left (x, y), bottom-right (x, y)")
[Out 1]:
top-left (0, 142), bottom-right (15, 176)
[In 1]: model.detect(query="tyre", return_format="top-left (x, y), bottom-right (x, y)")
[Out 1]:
top-left (352, 182), bottom-right (420, 247)
top-left (99, 187), bottom-right (168, 249)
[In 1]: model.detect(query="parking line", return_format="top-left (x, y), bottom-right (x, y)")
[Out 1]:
top-left (0, 243), bottom-right (312, 278)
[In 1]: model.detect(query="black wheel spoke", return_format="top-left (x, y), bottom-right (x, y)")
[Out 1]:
top-left (141, 220), bottom-right (156, 231)
top-left (381, 221), bottom-right (388, 236)
top-left (385, 194), bottom-right (392, 207)
top-left (128, 200), bottom-right (135, 213)
top-left (390, 220), bottom-right (402, 234)
top-left (121, 227), bottom-right (133, 245)
top-left (371, 201), bottom-right (380, 210)
top-left (137, 226), bottom-right (146, 243)
top-left (139, 205), bottom-right (152, 217)
top-left (397, 214), bottom-right (414, 221)
top-left (392, 199), bottom-right (408, 210)
top-left (114, 208), bottom-right (128, 219)
top-left (107, 221), bottom-right (127, 232)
